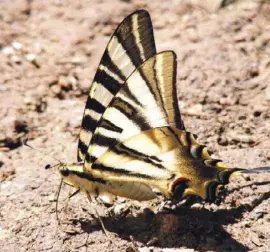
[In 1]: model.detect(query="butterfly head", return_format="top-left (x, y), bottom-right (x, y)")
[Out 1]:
top-left (55, 163), bottom-right (85, 189)
top-left (23, 138), bottom-right (82, 188)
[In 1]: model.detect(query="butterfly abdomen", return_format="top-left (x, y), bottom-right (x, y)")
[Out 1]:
top-left (107, 181), bottom-right (157, 201)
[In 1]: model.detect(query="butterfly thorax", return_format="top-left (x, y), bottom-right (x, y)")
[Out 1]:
top-left (58, 163), bottom-right (106, 194)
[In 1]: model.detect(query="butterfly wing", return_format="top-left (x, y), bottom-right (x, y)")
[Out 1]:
top-left (92, 126), bottom-right (190, 198)
top-left (92, 125), bottom-right (242, 201)
top-left (78, 10), bottom-right (157, 162)
top-left (85, 51), bottom-right (184, 164)
top-left (84, 51), bottom-right (242, 202)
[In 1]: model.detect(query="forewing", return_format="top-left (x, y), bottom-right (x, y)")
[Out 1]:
top-left (85, 51), bottom-right (184, 165)
top-left (78, 10), bottom-right (156, 161)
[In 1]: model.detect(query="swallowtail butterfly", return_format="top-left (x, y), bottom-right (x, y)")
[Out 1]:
top-left (57, 10), bottom-right (248, 204)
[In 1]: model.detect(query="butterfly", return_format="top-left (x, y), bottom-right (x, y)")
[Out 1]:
top-left (55, 9), bottom-right (248, 206)
top-left (21, 9), bottom-right (270, 239)
top-left (20, 10), bottom-right (266, 234)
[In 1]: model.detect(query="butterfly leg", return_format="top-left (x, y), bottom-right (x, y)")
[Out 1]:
top-left (69, 188), bottom-right (81, 199)
top-left (63, 188), bottom-right (81, 213)
top-left (55, 179), bottom-right (64, 222)
top-left (86, 191), bottom-right (111, 242)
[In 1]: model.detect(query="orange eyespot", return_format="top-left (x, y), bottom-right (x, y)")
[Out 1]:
top-left (60, 167), bottom-right (70, 177)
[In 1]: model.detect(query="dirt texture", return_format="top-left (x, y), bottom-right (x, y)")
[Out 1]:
top-left (1, 0), bottom-right (270, 251)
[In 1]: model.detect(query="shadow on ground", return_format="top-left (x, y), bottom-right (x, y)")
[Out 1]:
top-left (76, 204), bottom-right (252, 251)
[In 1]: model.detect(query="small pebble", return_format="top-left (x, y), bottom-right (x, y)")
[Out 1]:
top-left (191, 203), bottom-right (203, 210)
top-left (146, 236), bottom-right (159, 246)
top-left (185, 104), bottom-right (202, 115)
top-left (2, 46), bottom-right (14, 55)
top-left (51, 85), bottom-right (62, 95)
top-left (11, 41), bottom-right (23, 50)
top-left (48, 194), bottom-right (56, 202)
top-left (25, 53), bottom-right (36, 62)
top-left (113, 203), bottom-right (128, 215)
top-left (98, 194), bottom-right (114, 206)
top-left (138, 247), bottom-right (152, 252)
top-left (71, 57), bottom-right (82, 65)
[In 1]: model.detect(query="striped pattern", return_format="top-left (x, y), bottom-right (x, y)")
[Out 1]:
top-left (90, 127), bottom-right (187, 197)
top-left (82, 50), bottom-right (242, 202)
top-left (54, 10), bottom-right (248, 204)
top-left (78, 10), bottom-right (156, 162)
top-left (85, 51), bottom-right (184, 165)
top-left (87, 125), bottom-right (243, 201)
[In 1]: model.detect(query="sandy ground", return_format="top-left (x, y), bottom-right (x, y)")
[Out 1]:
top-left (1, 0), bottom-right (270, 251)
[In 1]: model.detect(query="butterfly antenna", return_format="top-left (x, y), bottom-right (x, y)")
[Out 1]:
top-left (23, 138), bottom-right (62, 164)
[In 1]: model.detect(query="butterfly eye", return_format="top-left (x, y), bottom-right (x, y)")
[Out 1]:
top-left (60, 167), bottom-right (70, 177)
top-left (172, 178), bottom-right (188, 200)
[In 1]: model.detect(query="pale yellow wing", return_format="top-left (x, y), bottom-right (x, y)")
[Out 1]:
top-left (83, 51), bottom-right (241, 202)
top-left (78, 10), bottom-right (156, 161)
top-left (91, 127), bottom-right (242, 201)
top-left (85, 51), bottom-right (184, 165)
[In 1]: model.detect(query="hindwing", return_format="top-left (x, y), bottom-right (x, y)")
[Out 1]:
top-left (90, 126), bottom-right (242, 201)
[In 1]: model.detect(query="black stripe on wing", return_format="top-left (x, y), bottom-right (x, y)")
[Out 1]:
top-left (92, 163), bottom-right (155, 180)
top-left (77, 10), bottom-right (156, 162)
top-left (111, 142), bottom-right (166, 169)
top-left (94, 68), bottom-right (122, 95)
top-left (112, 96), bottom-right (151, 131)
top-left (81, 115), bottom-right (98, 131)
top-left (99, 119), bottom-right (123, 133)
top-left (85, 98), bottom-right (106, 114)
top-left (171, 60), bottom-right (184, 130)
top-left (102, 48), bottom-right (126, 81)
